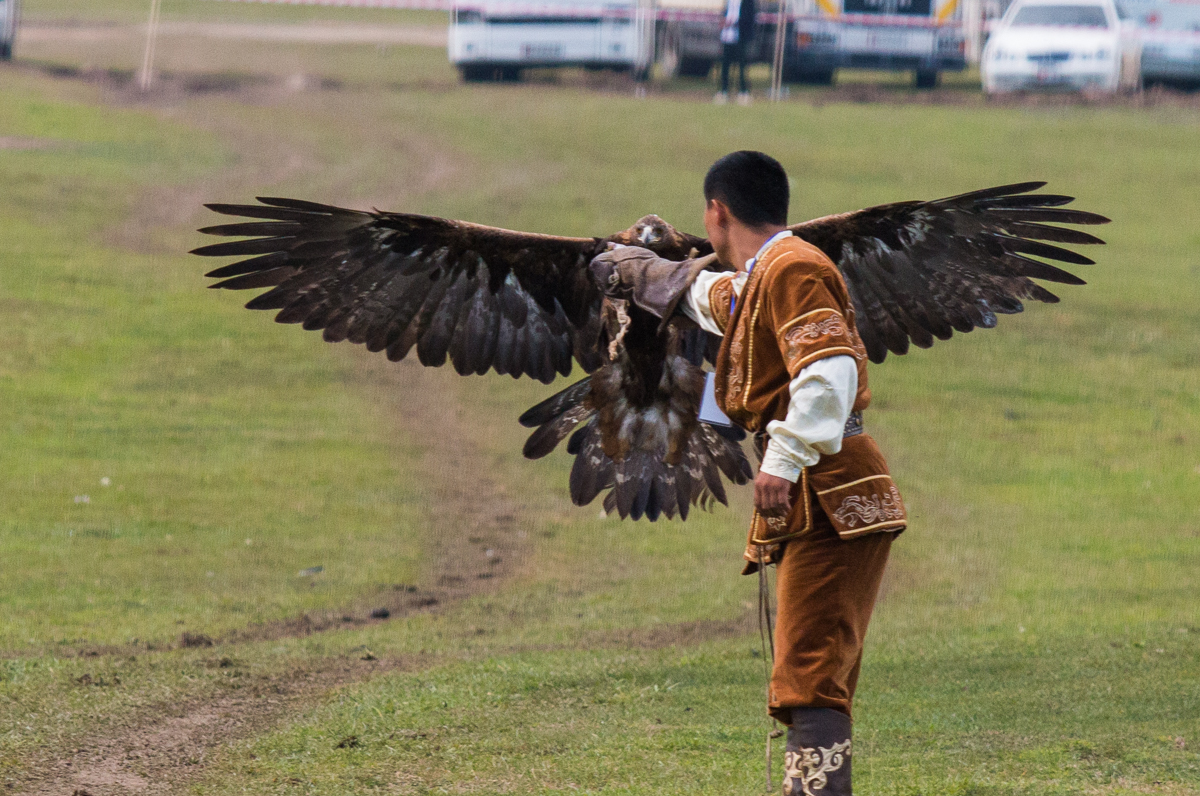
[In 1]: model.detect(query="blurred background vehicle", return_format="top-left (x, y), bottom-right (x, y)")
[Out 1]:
top-left (981, 0), bottom-right (1124, 92)
top-left (448, 0), bottom-right (654, 81)
top-left (1120, 0), bottom-right (1200, 89)
top-left (656, 0), bottom-right (967, 88)
top-left (0, 0), bottom-right (19, 61)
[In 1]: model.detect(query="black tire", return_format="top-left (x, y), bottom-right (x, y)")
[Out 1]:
top-left (0, 42), bottom-right (12, 62)
top-left (783, 66), bottom-right (834, 85)
top-left (659, 26), bottom-right (713, 79)
top-left (459, 64), bottom-right (522, 83)
top-left (915, 69), bottom-right (939, 89)
top-left (459, 64), bottom-right (492, 82)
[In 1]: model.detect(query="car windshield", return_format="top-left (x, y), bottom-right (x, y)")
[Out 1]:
top-left (1011, 4), bottom-right (1110, 26)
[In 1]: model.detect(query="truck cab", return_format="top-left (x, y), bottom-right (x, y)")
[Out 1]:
top-left (790, 0), bottom-right (967, 85)
top-left (449, 0), bottom-right (653, 81)
top-left (1, 0), bottom-right (19, 61)
top-left (656, 0), bottom-right (965, 87)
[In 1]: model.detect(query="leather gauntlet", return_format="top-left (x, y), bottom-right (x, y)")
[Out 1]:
top-left (589, 247), bottom-right (721, 325)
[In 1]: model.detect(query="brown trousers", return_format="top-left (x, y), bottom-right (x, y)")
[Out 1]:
top-left (767, 502), bottom-right (893, 725)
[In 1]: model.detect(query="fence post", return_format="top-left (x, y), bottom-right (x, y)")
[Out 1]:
top-left (770, 0), bottom-right (787, 99)
top-left (138, 0), bottom-right (163, 91)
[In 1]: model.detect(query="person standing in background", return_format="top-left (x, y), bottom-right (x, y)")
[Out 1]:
top-left (717, 0), bottom-right (756, 104)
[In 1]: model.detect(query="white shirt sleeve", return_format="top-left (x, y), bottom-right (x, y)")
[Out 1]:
top-left (679, 270), bottom-right (746, 337)
top-left (759, 355), bottom-right (858, 483)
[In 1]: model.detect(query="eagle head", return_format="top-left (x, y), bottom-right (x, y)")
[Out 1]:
top-left (629, 214), bottom-right (672, 248)
top-left (606, 215), bottom-right (699, 260)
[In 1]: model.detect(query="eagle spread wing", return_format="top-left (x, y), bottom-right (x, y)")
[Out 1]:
top-left (790, 181), bottom-right (1110, 363)
top-left (193, 182), bottom-right (1105, 523)
top-left (194, 198), bottom-right (608, 381)
top-left (192, 199), bottom-right (747, 522)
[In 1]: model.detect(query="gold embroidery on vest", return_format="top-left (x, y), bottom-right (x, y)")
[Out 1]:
top-left (737, 257), bottom-right (780, 411)
top-left (708, 277), bottom-right (734, 333)
top-left (832, 483), bottom-right (905, 529)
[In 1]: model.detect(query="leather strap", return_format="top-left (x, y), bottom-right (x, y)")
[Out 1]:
top-left (842, 411), bottom-right (864, 439)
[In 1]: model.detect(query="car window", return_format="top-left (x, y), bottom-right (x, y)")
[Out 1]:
top-left (1010, 4), bottom-right (1111, 27)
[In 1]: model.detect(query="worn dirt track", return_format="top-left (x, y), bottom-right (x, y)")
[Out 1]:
top-left (19, 20), bottom-right (447, 47)
top-left (11, 357), bottom-right (535, 795)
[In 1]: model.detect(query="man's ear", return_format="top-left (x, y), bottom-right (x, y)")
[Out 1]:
top-left (708, 199), bottom-right (730, 227)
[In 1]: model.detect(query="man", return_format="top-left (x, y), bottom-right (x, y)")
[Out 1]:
top-left (593, 151), bottom-right (905, 795)
top-left (717, 0), bottom-right (756, 105)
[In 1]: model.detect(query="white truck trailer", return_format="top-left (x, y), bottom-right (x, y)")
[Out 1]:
top-left (449, 0), bottom-right (654, 80)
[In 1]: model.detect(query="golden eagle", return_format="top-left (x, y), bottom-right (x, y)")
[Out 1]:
top-left (192, 182), bottom-right (1108, 521)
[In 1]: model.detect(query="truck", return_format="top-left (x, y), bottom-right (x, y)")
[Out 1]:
top-left (1, 0), bottom-right (19, 61)
top-left (449, 0), bottom-right (654, 81)
top-left (656, 0), bottom-right (968, 87)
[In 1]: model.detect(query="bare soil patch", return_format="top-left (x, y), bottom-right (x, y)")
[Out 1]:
top-left (10, 310), bottom-right (535, 796)
top-left (19, 20), bottom-right (446, 48)
top-left (15, 656), bottom-right (422, 796)
top-left (0, 137), bottom-right (65, 151)
top-left (9, 359), bottom-right (526, 795)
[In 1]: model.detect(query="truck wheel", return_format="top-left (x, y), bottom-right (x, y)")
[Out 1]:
top-left (784, 67), bottom-right (834, 85)
top-left (659, 26), bottom-right (712, 79)
top-left (459, 65), bottom-right (493, 82)
top-left (460, 65), bottom-right (521, 83)
top-left (679, 57), bottom-right (713, 78)
top-left (915, 69), bottom-right (939, 89)
top-left (0, 42), bottom-right (12, 62)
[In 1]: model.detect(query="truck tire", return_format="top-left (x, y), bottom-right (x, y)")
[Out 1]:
top-left (0, 42), bottom-right (11, 61)
top-left (914, 69), bottom-right (939, 89)
top-left (459, 64), bottom-right (492, 82)
top-left (783, 66), bottom-right (834, 85)
top-left (459, 64), bottom-right (522, 83)
top-left (659, 26), bottom-right (713, 79)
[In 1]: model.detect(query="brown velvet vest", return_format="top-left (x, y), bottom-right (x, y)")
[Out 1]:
top-left (706, 237), bottom-right (906, 570)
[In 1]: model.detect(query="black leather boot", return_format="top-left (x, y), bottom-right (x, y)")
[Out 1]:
top-left (783, 708), bottom-right (853, 796)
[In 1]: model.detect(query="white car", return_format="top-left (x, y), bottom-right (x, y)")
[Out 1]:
top-left (983, 0), bottom-right (1122, 93)
top-left (1122, 0), bottom-right (1200, 89)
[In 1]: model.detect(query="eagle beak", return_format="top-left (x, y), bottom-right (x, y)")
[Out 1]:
top-left (639, 227), bottom-right (655, 245)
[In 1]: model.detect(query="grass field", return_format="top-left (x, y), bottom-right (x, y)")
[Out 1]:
top-left (1, 4), bottom-right (1199, 794)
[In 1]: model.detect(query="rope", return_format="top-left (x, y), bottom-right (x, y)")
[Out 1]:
top-left (607, 300), bottom-right (631, 361)
top-left (757, 547), bottom-right (783, 793)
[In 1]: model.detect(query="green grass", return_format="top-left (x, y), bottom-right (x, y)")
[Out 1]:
top-left (1, 21), bottom-right (1199, 795)
top-left (0, 75), bottom-right (424, 653)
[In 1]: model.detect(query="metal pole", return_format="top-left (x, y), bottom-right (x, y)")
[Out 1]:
top-left (963, 0), bottom-right (981, 64)
top-left (635, 0), bottom-right (654, 92)
top-left (770, 0), bottom-right (787, 99)
top-left (138, 0), bottom-right (163, 91)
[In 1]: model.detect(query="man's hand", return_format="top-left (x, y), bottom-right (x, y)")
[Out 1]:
top-left (754, 471), bottom-right (794, 518)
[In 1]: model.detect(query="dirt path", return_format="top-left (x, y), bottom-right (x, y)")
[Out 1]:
top-left (12, 355), bottom-right (533, 796)
top-left (19, 20), bottom-right (447, 47)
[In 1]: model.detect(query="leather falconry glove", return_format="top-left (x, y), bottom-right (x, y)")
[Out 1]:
top-left (589, 246), bottom-right (721, 329)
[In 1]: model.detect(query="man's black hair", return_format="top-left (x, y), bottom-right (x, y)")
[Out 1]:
top-left (703, 151), bottom-right (789, 227)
